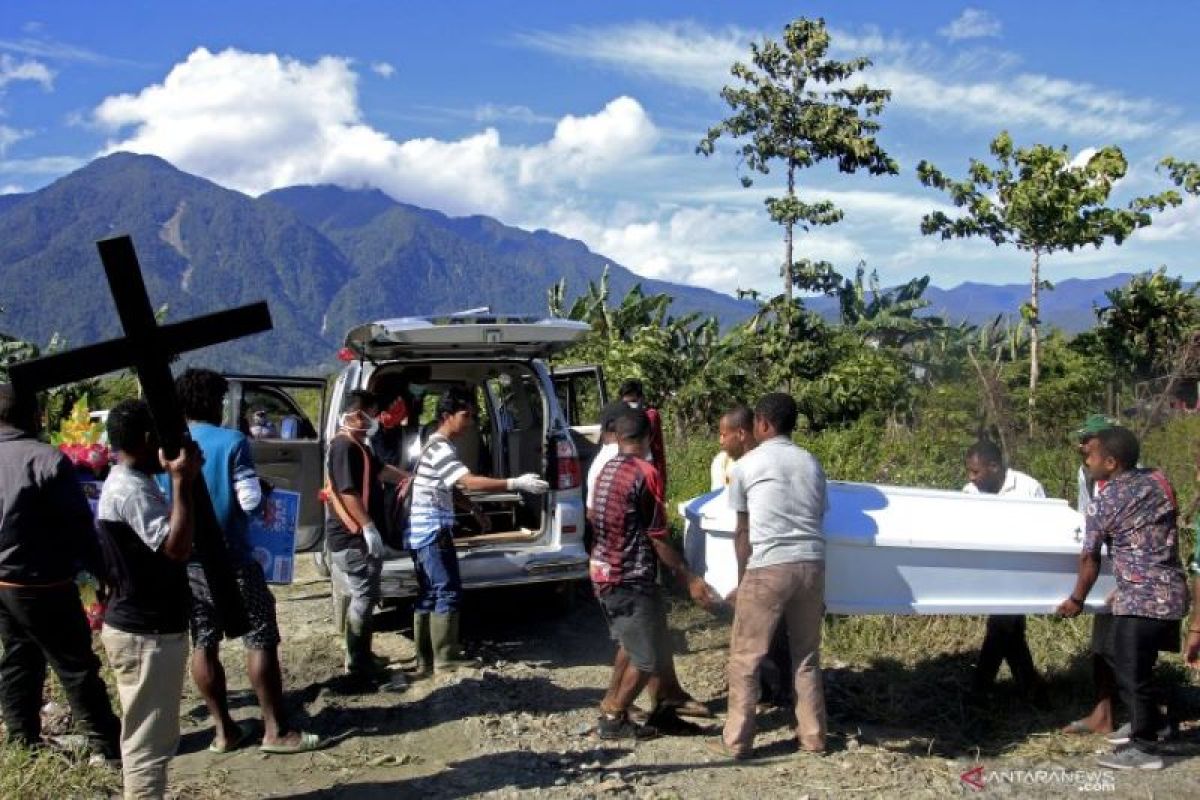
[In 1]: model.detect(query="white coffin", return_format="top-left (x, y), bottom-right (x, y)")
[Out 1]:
top-left (680, 482), bottom-right (1116, 615)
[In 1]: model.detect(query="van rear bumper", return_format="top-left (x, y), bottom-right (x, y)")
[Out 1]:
top-left (341, 545), bottom-right (590, 599)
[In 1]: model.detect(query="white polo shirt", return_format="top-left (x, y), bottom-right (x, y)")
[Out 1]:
top-left (963, 468), bottom-right (1046, 499)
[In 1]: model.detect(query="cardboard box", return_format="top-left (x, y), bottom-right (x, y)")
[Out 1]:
top-left (248, 489), bottom-right (300, 584)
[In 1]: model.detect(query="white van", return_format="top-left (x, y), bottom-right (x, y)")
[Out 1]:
top-left (320, 314), bottom-right (605, 623)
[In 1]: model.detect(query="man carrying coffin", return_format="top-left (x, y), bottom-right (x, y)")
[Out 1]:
top-left (1058, 426), bottom-right (1188, 771)
top-left (962, 439), bottom-right (1050, 704)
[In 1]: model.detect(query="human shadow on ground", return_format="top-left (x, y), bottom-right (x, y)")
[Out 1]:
top-left (808, 648), bottom-right (1200, 760)
top-left (278, 747), bottom-right (747, 800)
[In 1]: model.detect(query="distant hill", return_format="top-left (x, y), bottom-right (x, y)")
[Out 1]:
top-left (805, 274), bottom-right (1139, 333)
top-left (0, 152), bottom-right (1157, 375)
top-left (0, 153), bottom-right (752, 373)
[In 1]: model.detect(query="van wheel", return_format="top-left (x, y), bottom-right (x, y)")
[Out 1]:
top-left (547, 580), bottom-right (583, 615)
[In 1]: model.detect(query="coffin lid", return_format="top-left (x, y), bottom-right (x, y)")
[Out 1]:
top-left (682, 481), bottom-right (1087, 555)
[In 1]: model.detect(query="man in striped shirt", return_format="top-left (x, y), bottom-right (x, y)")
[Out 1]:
top-left (406, 387), bottom-right (549, 673)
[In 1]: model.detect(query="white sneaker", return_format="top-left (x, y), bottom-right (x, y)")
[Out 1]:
top-left (1105, 721), bottom-right (1172, 745)
top-left (1096, 745), bottom-right (1163, 770)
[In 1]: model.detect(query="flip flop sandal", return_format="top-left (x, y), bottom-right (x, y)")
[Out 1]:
top-left (663, 697), bottom-right (714, 719)
top-left (1061, 719), bottom-right (1094, 735)
top-left (260, 731), bottom-right (322, 754)
top-left (208, 724), bottom-right (249, 754)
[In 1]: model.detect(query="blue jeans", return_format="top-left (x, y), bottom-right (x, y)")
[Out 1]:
top-left (412, 530), bottom-right (462, 614)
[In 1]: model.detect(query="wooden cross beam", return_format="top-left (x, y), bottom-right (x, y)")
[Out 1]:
top-left (9, 235), bottom-right (275, 639)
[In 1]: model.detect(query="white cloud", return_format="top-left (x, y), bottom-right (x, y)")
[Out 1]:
top-left (1134, 196), bottom-right (1200, 242)
top-left (514, 21), bottom-right (748, 92)
top-left (92, 47), bottom-right (659, 218)
top-left (0, 125), bottom-right (26, 156)
top-left (516, 21), bottom-right (1168, 141)
top-left (370, 61), bottom-right (395, 78)
top-left (0, 183), bottom-right (23, 194)
top-left (473, 103), bottom-right (555, 125)
top-left (0, 36), bottom-right (121, 65)
top-left (516, 96), bottom-right (658, 186)
top-left (0, 53), bottom-right (53, 90)
top-left (939, 9), bottom-right (1002, 41)
top-left (0, 155), bottom-right (84, 174)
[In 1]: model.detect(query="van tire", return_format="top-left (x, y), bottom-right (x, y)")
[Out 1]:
top-left (548, 580), bottom-right (584, 615)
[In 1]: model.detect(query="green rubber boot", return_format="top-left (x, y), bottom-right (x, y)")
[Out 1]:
top-left (345, 618), bottom-right (389, 679)
top-left (411, 612), bottom-right (434, 678)
top-left (430, 611), bottom-right (477, 672)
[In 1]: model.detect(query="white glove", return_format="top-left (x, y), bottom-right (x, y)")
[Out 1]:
top-left (507, 473), bottom-right (550, 494)
top-left (361, 523), bottom-right (385, 559)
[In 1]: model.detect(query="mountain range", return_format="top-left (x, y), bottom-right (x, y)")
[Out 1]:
top-left (0, 152), bottom-right (1144, 374)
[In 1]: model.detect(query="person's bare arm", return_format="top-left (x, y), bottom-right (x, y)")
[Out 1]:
top-left (160, 443), bottom-right (201, 563)
top-left (380, 464), bottom-right (408, 484)
top-left (1186, 577), bottom-right (1200, 668)
top-left (734, 511), bottom-right (751, 584)
top-left (457, 473), bottom-right (509, 492)
top-left (650, 538), bottom-right (717, 610)
top-left (1056, 553), bottom-right (1100, 617)
top-left (336, 493), bottom-right (372, 532)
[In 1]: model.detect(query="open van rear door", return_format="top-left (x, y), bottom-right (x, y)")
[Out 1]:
top-left (551, 365), bottom-right (607, 444)
top-left (223, 374), bottom-right (327, 552)
top-left (551, 364), bottom-right (607, 484)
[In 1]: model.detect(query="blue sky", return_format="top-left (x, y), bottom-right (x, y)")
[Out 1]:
top-left (2, 1), bottom-right (1198, 297)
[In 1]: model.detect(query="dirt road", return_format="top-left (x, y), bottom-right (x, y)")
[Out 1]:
top-left (163, 560), bottom-right (1200, 799)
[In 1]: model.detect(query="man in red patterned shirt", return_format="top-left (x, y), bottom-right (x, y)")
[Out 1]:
top-left (589, 408), bottom-right (718, 740)
top-left (1058, 426), bottom-right (1188, 770)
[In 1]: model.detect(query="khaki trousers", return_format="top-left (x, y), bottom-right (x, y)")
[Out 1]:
top-left (101, 625), bottom-right (189, 800)
top-left (724, 561), bottom-right (826, 754)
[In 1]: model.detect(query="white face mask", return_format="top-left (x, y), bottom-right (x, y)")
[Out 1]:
top-left (339, 410), bottom-right (379, 436)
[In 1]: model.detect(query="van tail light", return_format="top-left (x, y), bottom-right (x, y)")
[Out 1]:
top-left (554, 436), bottom-right (582, 490)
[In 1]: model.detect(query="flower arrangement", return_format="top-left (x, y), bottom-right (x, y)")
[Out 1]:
top-left (52, 400), bottom-right (111, 479)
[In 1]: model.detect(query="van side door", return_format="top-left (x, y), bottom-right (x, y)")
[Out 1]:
top-left (224, 374), bottom-right (328, 552)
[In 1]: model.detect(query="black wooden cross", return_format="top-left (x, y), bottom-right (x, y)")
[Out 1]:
top-left (9, 235), bottom-right (275, 639)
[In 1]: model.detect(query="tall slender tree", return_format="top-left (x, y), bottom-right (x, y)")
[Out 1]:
top-left (917, 132), bottom-right (1179, 434)
top-left (697, 17), bottom-right (897, 333)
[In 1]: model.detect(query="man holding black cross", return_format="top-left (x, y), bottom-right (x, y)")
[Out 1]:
top-left (7, 235), bottom-right (317, 758)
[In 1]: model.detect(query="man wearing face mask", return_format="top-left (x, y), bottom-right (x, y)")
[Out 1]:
top-left (325, 390), bottom-right (409, 683)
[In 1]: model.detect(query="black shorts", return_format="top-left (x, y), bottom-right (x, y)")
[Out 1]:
top-left (189, 560), bottom-right (281, 651)
top-left (597, 586), bottom-right (672, 674)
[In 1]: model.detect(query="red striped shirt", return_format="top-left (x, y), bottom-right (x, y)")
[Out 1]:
top-left (587, 454), bottom-right (667, 593)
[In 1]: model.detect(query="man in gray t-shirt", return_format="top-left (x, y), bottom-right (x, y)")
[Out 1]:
top-left (712, 392), bottom-right (828, 760)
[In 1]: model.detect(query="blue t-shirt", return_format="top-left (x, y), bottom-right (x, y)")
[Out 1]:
top-left (188, 421), bottom-right (258, 562)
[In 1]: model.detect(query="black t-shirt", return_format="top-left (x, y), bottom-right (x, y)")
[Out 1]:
top-left (95, 464), bottom-right (190, 635)
top-left (326, 435), bottom-right (387, 553)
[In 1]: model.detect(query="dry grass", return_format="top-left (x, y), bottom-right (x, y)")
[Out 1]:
top-left (0, 744), bottom-right (120, 798)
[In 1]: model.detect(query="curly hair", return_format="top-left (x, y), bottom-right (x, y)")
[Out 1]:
top-left (175, 368), bottom-right (228, 424)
